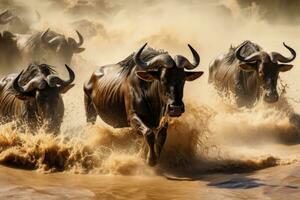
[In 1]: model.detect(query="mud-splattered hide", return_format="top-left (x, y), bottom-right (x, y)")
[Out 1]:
top-left (84, 44), bottom-right (204, 166)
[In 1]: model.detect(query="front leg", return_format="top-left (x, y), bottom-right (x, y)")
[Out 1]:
top-left (130, 114), bottom-right (157, 166)
top-left (155, 122), bottom-right (168, 160)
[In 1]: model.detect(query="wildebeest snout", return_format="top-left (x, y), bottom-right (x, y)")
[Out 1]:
top-left (167, 102), bottom-right (185, 117)
top-left (264, 90), bottom-right (279, 103)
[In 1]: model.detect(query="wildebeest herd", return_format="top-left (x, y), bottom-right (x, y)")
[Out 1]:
top-left (0, 10), bottom-right (298, 166)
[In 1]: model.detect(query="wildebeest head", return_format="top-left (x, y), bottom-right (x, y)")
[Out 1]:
top-left (40, 29), bottom-right (85, 65)
top-left (12, 64), bottom-right (75, 133)
top-left (235, 42), bottom-right (296, 103)
top-left (134, 43), bottom-right (204, 117)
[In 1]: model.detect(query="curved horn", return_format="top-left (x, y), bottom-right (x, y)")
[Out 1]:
top-left (13, 71), bottom-right (46, 93)
top-left (270, 42), bottom-right (296, 63)
top-left (134, 43), bottom-right (148, 68)
top-left (48, 36), bottom-right (61, 44)
top-left (0, 10), bottom-right (9, 17)
top-left (174, 44), bottom-right (200, 69)
top-left (134, 43), bottom-right (174, 69)
top-left (235, 42), bottom-right (260, 63)
top-left (35, 10), bottom-right (41, 22)
top-left (46, 65), bottom-right (75, 87)
top-left (13, 70), bottom-right (24, 93)
top-left (41, 28), bottom-right (50, 44)
top-left (75, 30), bottom-right (84, 47)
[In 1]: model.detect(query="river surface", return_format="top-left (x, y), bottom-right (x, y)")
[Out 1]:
top-left (1, 159), bottom-right (300, 200)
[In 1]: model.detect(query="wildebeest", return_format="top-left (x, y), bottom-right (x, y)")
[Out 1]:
top-left (0, 29), bottom-right (84, 71)
top-left (208, 41), bottom-right (296, 107)
top-left (84, 44), bottom-right (204, 166)
top-left (0, 63), bottom-right (75, 133)
top-left (16, 28), bottom-right (85, 67)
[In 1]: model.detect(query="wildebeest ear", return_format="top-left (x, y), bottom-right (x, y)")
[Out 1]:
top-left (185, 71), bottom-right (204, 81)
top-left (239, 63), bottom-right (257, 71)
top-left (278, 64), bottom-right (293, 72)
top-left (74, 48), bottom-right (85, 53)
top-left (136, 71), bottom-right (160, 82)
top-left (59, 84), bottom-right (75, 94)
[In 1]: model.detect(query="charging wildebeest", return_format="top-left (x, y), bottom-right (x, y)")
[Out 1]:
top-left (84, 44), bottom-right (204, 166)
top-left (0, 63), bottom-right (75, 133)
top-left (0, 29), bottom-right (84, 71)
top-left (17, 28), bottom-right (85, 66)
top-left (208, 41), bottom-right (296, 107)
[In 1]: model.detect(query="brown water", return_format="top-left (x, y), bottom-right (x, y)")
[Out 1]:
top-left (1, 0), bottom-right (300, 199)
top-left (0, 155), bottom-right (300, 200)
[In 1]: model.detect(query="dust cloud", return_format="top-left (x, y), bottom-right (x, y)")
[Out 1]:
top-left (0, 0), bottom-right (300, 177)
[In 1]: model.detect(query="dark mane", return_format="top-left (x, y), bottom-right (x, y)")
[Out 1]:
top-left (22, 30), bottom-right (64, 51)
top-left (21, 31), bottom-right (44, 51)
top-left (19, 63), bottom-right (57, 85)
top-left (224, 41), bottom-right (262, 65)
top-left (118, 47), bottom-right (167, 76)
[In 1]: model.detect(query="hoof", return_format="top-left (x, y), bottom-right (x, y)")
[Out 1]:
top-left (147, 151), bottom-right (157, 167)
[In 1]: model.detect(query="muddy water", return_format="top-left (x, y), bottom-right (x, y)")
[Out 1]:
top-left (0, 103), bottom-right (300, 199)
top-left (1, 157), bottom-right (300, 200)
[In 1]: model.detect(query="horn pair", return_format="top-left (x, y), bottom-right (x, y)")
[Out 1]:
top-left (134, 43), bottom-right (200, 70)
top-left (41, 29), bottom-right (84, 49)
top-left (13, 65), bottom-right (75, 94)
top-left (236, 42), bottom-right (296, 63)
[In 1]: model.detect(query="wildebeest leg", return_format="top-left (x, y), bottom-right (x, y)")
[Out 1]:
top-left (130, 115), bottom-right (157, 166)
top-left (155, 122), bottom-right (168, 160)
top-left (235, 70), bottom-right (248, 106)
top-left (84, 88), bottom-right (97, 124)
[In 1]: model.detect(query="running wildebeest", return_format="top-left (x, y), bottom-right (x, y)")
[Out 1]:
top-left (17, 28), bottom-right (85, 67)
top-left (0, 29), bottom-right (84, 71)
top-left (208, 41), bottom-right (296, 107)
top-left (0, 63), bottom-right (75, 133)
top-left (84, 44), bottom-right (204, 166)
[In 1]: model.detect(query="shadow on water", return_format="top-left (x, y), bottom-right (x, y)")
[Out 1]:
top-left (163, 171), bottom-right (299, 190)
top-left (207, 176), bottom-right (299, 190)
top-left (161, 156), bottom-right (279, 181)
